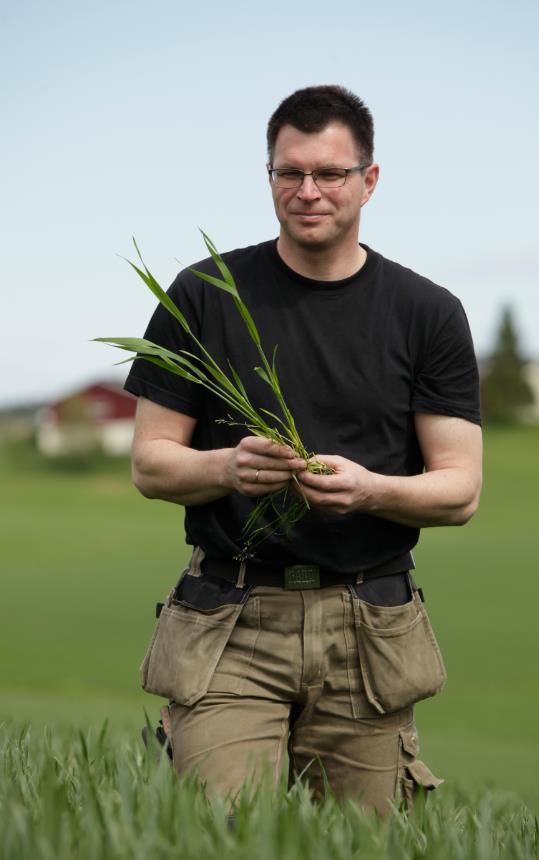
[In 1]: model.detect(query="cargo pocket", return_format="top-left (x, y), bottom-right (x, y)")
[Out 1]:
top-left (397, 726), bottom-right (443, 812)
top-left (140, 573), bottom-right (252, 706)
top-left (351, 589), bottom-right (447, 714)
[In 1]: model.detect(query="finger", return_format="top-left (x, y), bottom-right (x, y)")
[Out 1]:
top-left (306, 454), bottom-right (341, 471)
top-left (240, 436), bottom-right (297, 458)
top-left (242, 467), bottom-right (299, 484)
top-left (298, 470), bottom-right (344, 492)
top-left (253, 455), bottom-right (306, 472)
top-left (298, 486), bottom-right (347, 511)
top-left (236, 448), bottom-right (305, 474)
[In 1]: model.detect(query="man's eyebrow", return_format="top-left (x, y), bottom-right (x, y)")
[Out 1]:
top-left (273, 163), bottom-right (343, 170)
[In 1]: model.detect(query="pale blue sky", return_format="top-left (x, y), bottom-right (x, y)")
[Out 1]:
top-left (1, 0), bottom-right (537, 406)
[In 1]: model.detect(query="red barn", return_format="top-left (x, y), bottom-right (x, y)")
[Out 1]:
top-left (36, 381), bottom-right (137, 456)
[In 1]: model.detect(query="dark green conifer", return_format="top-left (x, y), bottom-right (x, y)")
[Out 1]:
top-left (481, 306), bottom-right (535, 423)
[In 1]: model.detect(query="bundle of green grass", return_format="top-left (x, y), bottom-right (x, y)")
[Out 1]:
top-left (96, 231), bottom-right (333, 559)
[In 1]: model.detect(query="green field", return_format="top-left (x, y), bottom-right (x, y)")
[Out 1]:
top-left (2, 724), bottom-right (537, 860)
top-left (1, 426), bottom-right (538, 809)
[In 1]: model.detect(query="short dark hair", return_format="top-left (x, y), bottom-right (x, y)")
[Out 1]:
top-left (267, 85), bottom-right (374, 164)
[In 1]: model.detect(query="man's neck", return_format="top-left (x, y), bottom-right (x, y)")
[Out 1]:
top-left (276, 236), bottom-right (367, 281)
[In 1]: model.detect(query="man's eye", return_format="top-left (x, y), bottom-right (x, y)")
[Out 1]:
top-left (317, 171), bottom-right (344, 182)
top-left (277, 170), bottom-right (302, 179)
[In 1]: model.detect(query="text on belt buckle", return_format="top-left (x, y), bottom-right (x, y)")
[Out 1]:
top-left (284, 564), bottom-right (320, 590)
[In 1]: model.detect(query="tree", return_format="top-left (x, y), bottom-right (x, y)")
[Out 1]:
top-left (481, 306), bottom-right (535, 423)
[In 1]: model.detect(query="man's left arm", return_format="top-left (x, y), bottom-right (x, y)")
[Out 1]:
top-left (296, 413), bottom-right (482, 528)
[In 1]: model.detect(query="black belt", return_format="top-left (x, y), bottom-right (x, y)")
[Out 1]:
top-left (199, 551), bottom-right (413, 591)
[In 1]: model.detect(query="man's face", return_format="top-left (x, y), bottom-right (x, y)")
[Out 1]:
top-left (269, 122), bottom-right (378, 253)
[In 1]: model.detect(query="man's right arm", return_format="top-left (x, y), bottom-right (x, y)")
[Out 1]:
top-left (131, 397), bottom-right (305, 506)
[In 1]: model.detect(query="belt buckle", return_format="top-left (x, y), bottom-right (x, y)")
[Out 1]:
top-left (284, 564), bottom-right (320, 590)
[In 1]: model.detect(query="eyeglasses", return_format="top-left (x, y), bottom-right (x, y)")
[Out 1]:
top-left (268, 164), bottom-right (369, 189)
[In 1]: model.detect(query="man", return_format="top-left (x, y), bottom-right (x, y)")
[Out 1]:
top-left (125, 85), bottom-right (482, 813)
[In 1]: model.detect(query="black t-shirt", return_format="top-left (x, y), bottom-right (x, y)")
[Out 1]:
top-left (124, 240), bottom-right (481, 573)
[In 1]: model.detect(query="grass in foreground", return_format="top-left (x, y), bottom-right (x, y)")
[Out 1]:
top-left (1, 723), bottom-right (537, 860)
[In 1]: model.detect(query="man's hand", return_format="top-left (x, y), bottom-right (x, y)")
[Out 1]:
top-left (297, 455), bottom-right (374, 515)
top-left (296, 415), bottom-right (483, 528)
top-left (224, 436), bottom-right (306, 497)
top-left (132, 400), bottom-right (307, 506)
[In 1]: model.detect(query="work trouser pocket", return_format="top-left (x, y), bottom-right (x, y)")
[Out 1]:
top-left (351, 589), bottom-right (447, 714)
top-left (397, 725), bottom-right (443, 812)
top-left (140, 572), bottom-right (251, 706)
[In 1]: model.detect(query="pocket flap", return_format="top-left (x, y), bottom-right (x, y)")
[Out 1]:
top-left (399, 728), bottom-right (419, 756)
top-left (406, 759), bottom-right (443, 789)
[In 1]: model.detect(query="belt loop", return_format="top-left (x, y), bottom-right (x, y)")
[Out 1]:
top-left (235, 560), bottom-right (247, 589)
top-left (188, 545), bottom-right (205, 578)
top-left (355, 570), bottom-right (364, 584)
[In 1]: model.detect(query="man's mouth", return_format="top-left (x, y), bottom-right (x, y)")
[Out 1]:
top-left (291, 212), bottom-right (329, 221)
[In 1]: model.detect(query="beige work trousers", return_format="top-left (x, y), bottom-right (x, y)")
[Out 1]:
top-left (163, 580), bottom-right (442, 813)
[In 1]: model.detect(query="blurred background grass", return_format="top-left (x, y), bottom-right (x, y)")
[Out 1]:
top-left (1, 426), bottom-right (538, 804)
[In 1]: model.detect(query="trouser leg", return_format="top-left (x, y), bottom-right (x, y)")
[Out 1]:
top-left (286, 587), bottom-right (417, 812)
top-left (288, 586), bottom-right (441, 813)
top-left (169, 695), bottom-right (290, 800)
top-left (289, 695), bottom-right (416, 813)
top-left (165, 584), bottom-right (300, 800)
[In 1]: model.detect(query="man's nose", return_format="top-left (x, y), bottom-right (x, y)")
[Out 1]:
top-left (297, 174), bottom-right (321, 199)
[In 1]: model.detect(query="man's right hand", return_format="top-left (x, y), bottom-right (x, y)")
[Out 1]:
top-left (132, 398), bottom-right (307, 506)
top-left (223, 436), bottom-right (306, 497)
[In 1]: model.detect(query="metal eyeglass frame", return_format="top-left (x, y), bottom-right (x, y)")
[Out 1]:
top-left (267, 164), bottom-right (369, 188)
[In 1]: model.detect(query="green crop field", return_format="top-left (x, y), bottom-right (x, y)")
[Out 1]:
top-left (1, 724), bottom-right (537, 860)
top-left (0, 426), bottom-right (538, 857)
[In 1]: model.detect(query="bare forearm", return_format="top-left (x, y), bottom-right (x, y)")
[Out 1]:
top-left (298, 415), bottom-right (482, 527)
top-left (132, 431), bottom-right (305, 509)
top-left (132, 439), bottom-right (233, 506)
top-left (365, 467), bottom-right (481, 527)
top-left (298, 455), bottom-right (482, 527)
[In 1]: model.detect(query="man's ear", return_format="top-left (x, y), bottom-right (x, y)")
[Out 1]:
top-left (360, 163), bottom-right (380, 207)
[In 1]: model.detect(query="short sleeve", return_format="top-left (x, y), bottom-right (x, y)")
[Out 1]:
top-left (123, 274), bottom-right (204, 417)
top-left (411, 301), bottom-right (481, 425)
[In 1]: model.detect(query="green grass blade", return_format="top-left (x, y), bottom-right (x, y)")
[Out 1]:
top-left (258, 410), bottom-right (298, 447)
top-left (137, 355), bottom-right (256, 414)
top-left (272, 344), bottom-right (279, 376)
top-left (199, 229), bottom-right (239, 295)
top-left (179, 349), bottom-right (254, 411)
top-left (254, 366), bottom-right (271, 385)
top-left (135, 355), bottom-right (200, 384)
top-left (188, 267), bottom-right (239, 298)
top-left (192, 233), bottom-right (263, 348)
top-left (125, 242), bottom-right (191, 333)
top-left (95, 338), bottom-right (203, 376)
top-left (227, 360), bottom-right (249, 399)
top-left (95, 338), bottom-right (241, 404)
top-left (94, 336), bottom-right (173, 354)
top-left (111, 356), bottom-right (136, 366)
top-left (232, 297), bottom-right (262, 347)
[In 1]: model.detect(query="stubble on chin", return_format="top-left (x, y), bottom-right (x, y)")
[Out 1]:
top-left (281, 222), bottom-right (338, 253)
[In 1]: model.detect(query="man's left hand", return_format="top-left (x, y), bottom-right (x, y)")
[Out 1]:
top-left (294, 415), bottom-right (482, 528)
top-left (296, 455), bottom-right (377, 515)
